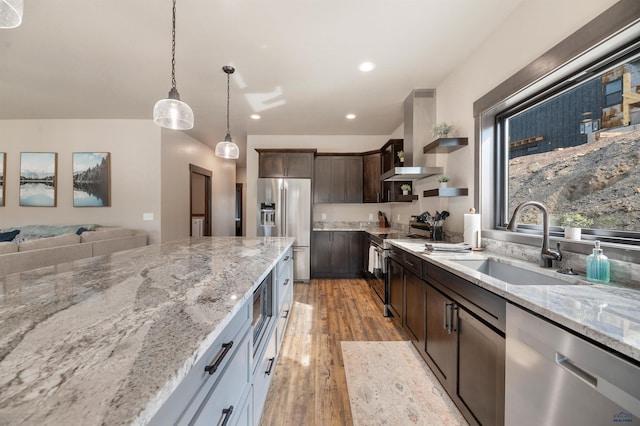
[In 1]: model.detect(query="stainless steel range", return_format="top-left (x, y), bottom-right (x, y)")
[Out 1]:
top-left (367, 224), bottom-right (430, 316)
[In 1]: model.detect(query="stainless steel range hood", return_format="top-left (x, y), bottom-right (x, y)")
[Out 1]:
top-left (380, 166), bottom-right (443, 181)
top-left (382, 89), bottom-right (439, 182)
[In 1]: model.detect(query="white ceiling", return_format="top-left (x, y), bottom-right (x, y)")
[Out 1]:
top-left (0, 0), bottom-right (525, 167)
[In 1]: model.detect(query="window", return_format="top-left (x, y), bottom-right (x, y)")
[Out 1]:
top-left (497, 52), bottom-right (640, 240)
top-left (604, 78), bottom-right (623, 107)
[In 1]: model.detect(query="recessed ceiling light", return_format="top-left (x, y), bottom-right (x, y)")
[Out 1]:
top-left (358, 62), bottom-right (375, 72)
top-left (251, 114), bottom-right (261, 120)
top-left (346, 114), bottom-right (356, 120)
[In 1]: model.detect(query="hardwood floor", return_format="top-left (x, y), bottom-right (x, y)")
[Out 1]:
top-left (259, 278), bottom-right (408, 426)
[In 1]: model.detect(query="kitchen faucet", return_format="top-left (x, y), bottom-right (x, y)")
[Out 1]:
top-left (506, 201), bottom-right (562, 268)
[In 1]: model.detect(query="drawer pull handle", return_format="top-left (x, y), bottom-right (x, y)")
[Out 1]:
top-left (406, 260), bottom-right (415, 268)
top-left (265, 357), bottom-right (275, 375)
top-left (284, 256), bottom-right (290, 261)
top-left (443, 302), bottom-right (449, 331)
top-left (282, 309), bottom-right (290, 319)
top-left (556, 353), bottom-right (598, 388)
top-left (284, 278), bottom-right (290, 286)
top-left (204, 341), bottom-right (234, 375)
top-left (220, 405), bottom-right (234, 426)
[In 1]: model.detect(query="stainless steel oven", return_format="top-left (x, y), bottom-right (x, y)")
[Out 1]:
top-left (252, 271), bottom-right (273, 353)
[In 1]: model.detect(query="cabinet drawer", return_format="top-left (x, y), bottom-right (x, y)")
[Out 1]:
top-left (276, 248), bottom-right (293, 304)
top-left (253, 327), bottom-right (278, 424)
top-left (402, 252), bottom-right (422, 278)
top-left (150, 300), bottom-right (251, 425)
top-left (189, 329), bottom-right (252, 426)
top-left (276, 284), bottom-right (293, 351)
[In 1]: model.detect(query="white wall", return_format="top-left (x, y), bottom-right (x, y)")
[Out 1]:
top-left (0, 119), bottom-right (163, 242)
top-left (393, 0), bottom-right (619, 234)
top-left (161, 130), bottom-right (236, 242)
top-left (246, 135), bottom-right (390, 236)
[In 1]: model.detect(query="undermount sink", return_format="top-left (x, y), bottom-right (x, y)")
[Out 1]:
top-left (450, 258), bottom-right (577, 286)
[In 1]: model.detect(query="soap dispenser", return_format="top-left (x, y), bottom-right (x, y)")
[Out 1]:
top-left (586, 240), bottom-right (610, 283)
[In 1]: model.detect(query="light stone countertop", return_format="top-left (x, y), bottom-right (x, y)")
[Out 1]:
top-left (0, 236), bottom-right (294, 426)
top-left (312, 222), bottom-right (406, 235)
top-left (387, 239), bottom-right (640, 362)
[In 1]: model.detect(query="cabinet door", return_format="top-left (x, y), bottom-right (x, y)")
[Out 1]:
top-left (313, 157), bottom-right (332, 204)
top-left (456, 307), bottom-right (505, 426)
top-left (424, 284), bottom-right (456, 388)
top-left (311, 231), bottom-right (332, 276)
top-left (330, 157), bottom-right (348, 203)
top-left (286, 152), bottom-right (313, 178)
top-left (363, 153), bottom-right (381, 203)
top-left (259, 153), bottom-right (286, 178)
top-left (404, 271), bottom-right (425, 348)
top-left (388, 257), bottom-right (403, 320)
top-left (330, 231), bottom-right (350, 275)
top-left (347, 231), bottom-right (364, 275)
top-left (345, 157), bottom-right (363, 203)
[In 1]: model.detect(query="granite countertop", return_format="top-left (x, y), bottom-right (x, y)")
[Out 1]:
top-left (0, 236), bottom-right (294, 426)
top-left (387, 239), bottom-right (640, 362)
top-left (313, 222), bottom-right (405, 235)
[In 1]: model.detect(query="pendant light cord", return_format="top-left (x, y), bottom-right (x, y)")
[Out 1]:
top-left (171, 0), bottom-right (177, 90)
top-left (226, 71), bottom-right (231, 134)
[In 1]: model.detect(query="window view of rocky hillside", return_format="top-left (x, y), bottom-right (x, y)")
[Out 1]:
top-left (508, 128), bottom-right (640, 232)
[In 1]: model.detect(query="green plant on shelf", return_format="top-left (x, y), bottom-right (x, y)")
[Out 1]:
top-left (400, 184), bottom-right (411, 192)
top-left (397, 150), bottom-right (404, 161)
top-left (437, 175), bottom-right (449, 183)
top-left (432, 122), bottom-right (454, 138)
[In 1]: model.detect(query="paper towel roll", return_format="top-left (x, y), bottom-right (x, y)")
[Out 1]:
top-left (464, 213), bottom-right (481, 248)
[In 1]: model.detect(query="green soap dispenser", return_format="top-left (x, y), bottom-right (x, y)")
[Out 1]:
top-left (586, 240), bottom-right (610, 283)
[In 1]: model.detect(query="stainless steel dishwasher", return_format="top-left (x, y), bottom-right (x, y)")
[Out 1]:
top-left (506, 303), bottom-right (640, 425)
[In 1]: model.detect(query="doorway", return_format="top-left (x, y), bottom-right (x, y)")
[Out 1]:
top-left (190, 164), bottom-right (212, 237)
top-left (235, 183), bottom-right (243, 236)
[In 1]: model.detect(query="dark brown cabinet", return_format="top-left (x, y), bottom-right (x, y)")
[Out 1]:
top-left (391, 246), bottom-right (506, 426)
top-left (362, 152), bottom-right (381, 203)
top-left (311, 231), bottom-right (363, 278)
top-left (404, 270), bottom-right (424, 347)
top-left (256, 150), bottom-right (315, 178)
top-left (313, 156), bottom-right (363, 204)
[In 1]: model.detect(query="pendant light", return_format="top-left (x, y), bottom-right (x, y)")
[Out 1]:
top-left (153, 0), bottom-right (194, 130)
top-left (0, 0), bottom-right (23, 28)
top-left (215, 66), bottom-right (240, 160)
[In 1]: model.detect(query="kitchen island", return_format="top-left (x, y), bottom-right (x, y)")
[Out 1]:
top-left (0, 236), bottom-right (294, 425)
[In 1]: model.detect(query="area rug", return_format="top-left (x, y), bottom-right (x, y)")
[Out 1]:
top-left (341, 341), bottom-right (467, 426)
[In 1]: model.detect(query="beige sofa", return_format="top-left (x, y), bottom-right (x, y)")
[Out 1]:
top-left (0, 227), bottom-right (147, 276)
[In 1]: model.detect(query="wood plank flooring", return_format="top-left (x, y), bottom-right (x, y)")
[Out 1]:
top-left (259, 278), bottom-right (408, 426)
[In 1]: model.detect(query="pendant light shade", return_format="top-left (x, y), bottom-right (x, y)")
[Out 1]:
top-left (153, 88), bottom-right (194, 130)
top-left (153, 0), bottom-right (194, 130)
top-left (215, 66), bottom-right (240, 160)
top-left (0, 0), bottom-right (23, 28)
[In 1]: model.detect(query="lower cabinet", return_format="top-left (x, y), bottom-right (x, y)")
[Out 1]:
top-left (423, 270), bottom-right (506, 426)
top-left (395, 249), bottom-right (506, 426)
top-left (151, 249), bottom-right (294, 426)
top-left (311, 231), bottom-right (364, 278)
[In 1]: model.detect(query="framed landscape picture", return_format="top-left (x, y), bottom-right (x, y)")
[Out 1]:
top-left (20, 152), bottom-right (57, 207)
top-left (0, 152), bottom-right (5, 207)
top-left (73, 152), bottom-right (111, 207)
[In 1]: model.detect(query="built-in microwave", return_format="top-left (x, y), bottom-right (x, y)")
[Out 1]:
top-left (252, 271), bottom-right (274, 353)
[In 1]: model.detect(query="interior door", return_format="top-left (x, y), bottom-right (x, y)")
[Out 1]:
top-left (190, 164), bottom-right (212, 237)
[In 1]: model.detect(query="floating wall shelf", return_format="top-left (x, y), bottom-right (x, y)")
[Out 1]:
top-left (423, 137), bottom-right (469, 154)
top-left (423, 188), bottom-right (469, 197)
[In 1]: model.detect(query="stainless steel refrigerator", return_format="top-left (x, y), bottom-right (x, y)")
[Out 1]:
top-left (257, 178), bottom-right (311, 282)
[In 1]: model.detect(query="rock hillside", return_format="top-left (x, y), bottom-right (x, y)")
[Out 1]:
top-left (509, 129), bottom-right (640, 231)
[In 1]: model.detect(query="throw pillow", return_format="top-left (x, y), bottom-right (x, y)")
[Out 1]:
top-left (0, 229), bottom-right (20, 242)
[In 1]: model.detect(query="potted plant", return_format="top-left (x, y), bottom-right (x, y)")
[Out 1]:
top-left (397, 150), bottom-right (404, 163)
top-left (437, 175), bottom-right (449, 188)
top-left (560, 213), bottom-right (593, 240)
top-left (400, 184), bottom-right (411, 195)
top-left (432, 122), bottom-right (454, 138)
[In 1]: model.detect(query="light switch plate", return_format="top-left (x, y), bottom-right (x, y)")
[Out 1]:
top-left (397, 214), bottom-right (401, 221)
top-left (143, 213), bottom-right (154, 221)
top-left (369, 213), bottom-right (374, 220)
top-left (321, 213), bottom-right (327, 220)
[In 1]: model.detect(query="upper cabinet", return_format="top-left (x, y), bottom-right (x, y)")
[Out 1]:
top-left (314, 155), bottom-right (363, 204)
top-left (256, 149), bottom-right (316, 178)
top-left (362, 151), bottom-right (382, 203)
